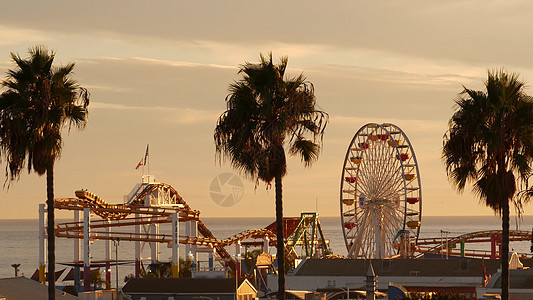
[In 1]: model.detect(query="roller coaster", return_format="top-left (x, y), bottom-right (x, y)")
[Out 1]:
top-left (38, 175), bottom-right (331, 290)
top-left (414, 230), bottom-right (533, 259)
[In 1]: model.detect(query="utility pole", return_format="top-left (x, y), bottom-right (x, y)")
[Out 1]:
top-left (111, 237), bottom-right (120, 297)
top-left (11, 264), bottom-right (21, 277)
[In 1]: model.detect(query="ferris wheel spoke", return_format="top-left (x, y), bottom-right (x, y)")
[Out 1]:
top-left (382, 202), bottom-right (402, 225)
top-left (349, 206), bottom-right (370, 257)
top-left (382, 207), bottom-right (403, 241)
top-left (381, 206), bottom-right (400, 244)
top-left (386, 173), bottom-right (407, 195)
top-left (373, 144), bottom-right (390, 190)
top-left (375, 152), bottom-right (401, 193)
top-left (376, 173), bottom-right (402, 199)
top-left (368, 205), bottom-right (384, 258)
top-left (374, 146), bottom-right (397, 191)
top-left (362, 211), bottom-right (376, 257)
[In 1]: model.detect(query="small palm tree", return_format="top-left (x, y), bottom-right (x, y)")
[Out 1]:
top-left (0, 45), bottom-right (89, 299)
top-left (214, 52), bottom-right (327, 299)
top-left (442, 70), bottom-right (533, 300)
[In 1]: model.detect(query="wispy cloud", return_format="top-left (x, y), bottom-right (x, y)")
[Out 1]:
top-left (329, 115), bottom-right (446, 134)
top-left (0, 26), bottom-right (49, 47)
top-left (317, 62), bottom-right (483, 87)
top-left (130, 57), bottom-right (236, 70)
top-left (90, 101), bottom-right (220, 124)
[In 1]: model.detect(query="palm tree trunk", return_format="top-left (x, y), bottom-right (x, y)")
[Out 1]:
top-left (501, 200), bottom-right (510, 300)
top-left (275, 173), bottom-right (285, 300)
top-left (47, 166), bottom-right (56, 300)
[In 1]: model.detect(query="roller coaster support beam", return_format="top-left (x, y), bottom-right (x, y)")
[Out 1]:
top-left (263, 237), bottom-right (269, 254)
top-left (105, 220), bottom-right (111, 284)
top-left (149, 215), bottom-right (159, 263)
top-left (235, 241), bottom-right (242, 278)
top-left (209, 252), bottom-right (214, 271)
top-left (38, 204), bottom-right (46, 283)
top-left (186, 220), bottom-right (198, 270)
top-left (83, 208), bottom-right (91, 292)
top-left (135, 213), bottom-right (141, 278)
top-left (171, 212), bottom-right (179, 278)
top-left (490, 234), bottom-right (502, 259)
top-left (73, 210), bottom-right (80, 290)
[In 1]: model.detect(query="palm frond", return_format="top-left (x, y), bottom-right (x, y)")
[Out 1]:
top-left (214, 52), bottom-right (327, 185)
top-left (443, 69), bottom-right (533, 215)
top-left (0, 45), bottom-right (90, 183)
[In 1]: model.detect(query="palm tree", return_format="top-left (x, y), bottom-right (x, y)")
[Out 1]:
top-left (442, 70), bottom-right (533, 300)
top-left (0, 46), bottom-right (89, 299)
top-left (214, 53), bottom-right (327, 299)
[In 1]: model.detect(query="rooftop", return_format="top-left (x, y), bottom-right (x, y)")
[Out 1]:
top-left (0, 277), bottom-right (77, 300)
top-left (293, 258), bottom-right (533, 277)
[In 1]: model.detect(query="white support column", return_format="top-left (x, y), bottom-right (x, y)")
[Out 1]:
top-left (185, 221), bottom-right (191, 258)
top-left (171, 212), bottom-right (179, 278)
top-left (155, 223), bottom-right (160, 261)
top-left (38, 204), bottom-right (46, 283)
top-left (105, 220), bottom-right (111, 284)
top-left (235, 241), bottom-right (242, 278)
top-left (135, 213), bottom-right (141, 277)
top-left (263, 236), bottom-right (269, 254)
top-left (74, 210), bottom-right (80, 289)
top-left (83, 208), bottom-right (91, 292)
top-left (191, 220), bottom-right (198, 268)
top-left (150, 221), bottom-right (159, 263)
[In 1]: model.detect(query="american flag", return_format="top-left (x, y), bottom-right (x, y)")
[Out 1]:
top-left (135, 144), bottom-right (149, 169)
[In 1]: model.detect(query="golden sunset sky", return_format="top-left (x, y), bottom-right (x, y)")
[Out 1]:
top-left (1, 1), bottom-right (533, 219)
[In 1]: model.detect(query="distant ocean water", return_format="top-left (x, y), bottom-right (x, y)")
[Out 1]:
top-left (1, 215), bottom-right (533, 286)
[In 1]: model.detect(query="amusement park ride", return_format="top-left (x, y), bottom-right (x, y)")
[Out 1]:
top-left (37, 175), bottom-right (330, 291)
top-left (340, 123), bottom-right (422, 259)
top-left (36, 123), bottom-right (532, 292)
top-left (339, 123), bottom-right (532, 261)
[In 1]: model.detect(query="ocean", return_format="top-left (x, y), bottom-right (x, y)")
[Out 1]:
top-left (1, 215), bottom-right (532, 287)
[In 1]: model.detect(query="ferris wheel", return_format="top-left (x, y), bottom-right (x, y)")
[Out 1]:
top-left (340, 123), bottom-right (422, 259)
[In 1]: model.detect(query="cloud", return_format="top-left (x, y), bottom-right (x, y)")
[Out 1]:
top-left (2, 1), bottom-right (533, 69)
top-left (323, 64), bottom-right (480, 87)
top-left (130, 57), bottom-right (236, 70)
top-left (329, 115), bottom-right (445, 133)
top-left (90, 101), bottom-right (220, 124)
top-left (0, 26), bottom-right (49, 47)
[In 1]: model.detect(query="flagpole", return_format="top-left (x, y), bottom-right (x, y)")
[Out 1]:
top-left (135, 144), bottom-right (150, 180)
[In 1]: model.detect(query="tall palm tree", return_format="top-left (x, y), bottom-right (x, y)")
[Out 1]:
top-left (0, 46), bottom-right (89, 299)
top-left (214, 53), bottom-right (327, 299)
top-left (442, 70), bottom-right (533, 300)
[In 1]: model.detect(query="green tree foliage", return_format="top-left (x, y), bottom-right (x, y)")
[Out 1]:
top-left (140, 258), bottom-right (193, 278)
top-left (179, 257), bottom-right (193, 278)
top-left (243, 249), bottom-right (263, 273)
top-left (442, 70), bottom-right (533, 300)
top-left (89, 269), bottom-right (108, 290)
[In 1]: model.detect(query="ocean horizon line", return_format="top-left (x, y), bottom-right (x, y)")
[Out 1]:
top-left (1, 214), bottom-right (533, 221)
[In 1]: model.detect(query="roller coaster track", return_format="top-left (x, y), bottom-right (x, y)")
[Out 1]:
top-left (414, 230), bottom-right (533, 259)
top-left (53, 181), bottom-right (298, 271)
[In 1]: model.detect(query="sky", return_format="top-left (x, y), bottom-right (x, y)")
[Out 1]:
top-left (1, 0), bottom-right (533, 220)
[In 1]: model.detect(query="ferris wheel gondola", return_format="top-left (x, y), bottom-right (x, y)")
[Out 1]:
top-left (340, 123), bottom-right (422, 259)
